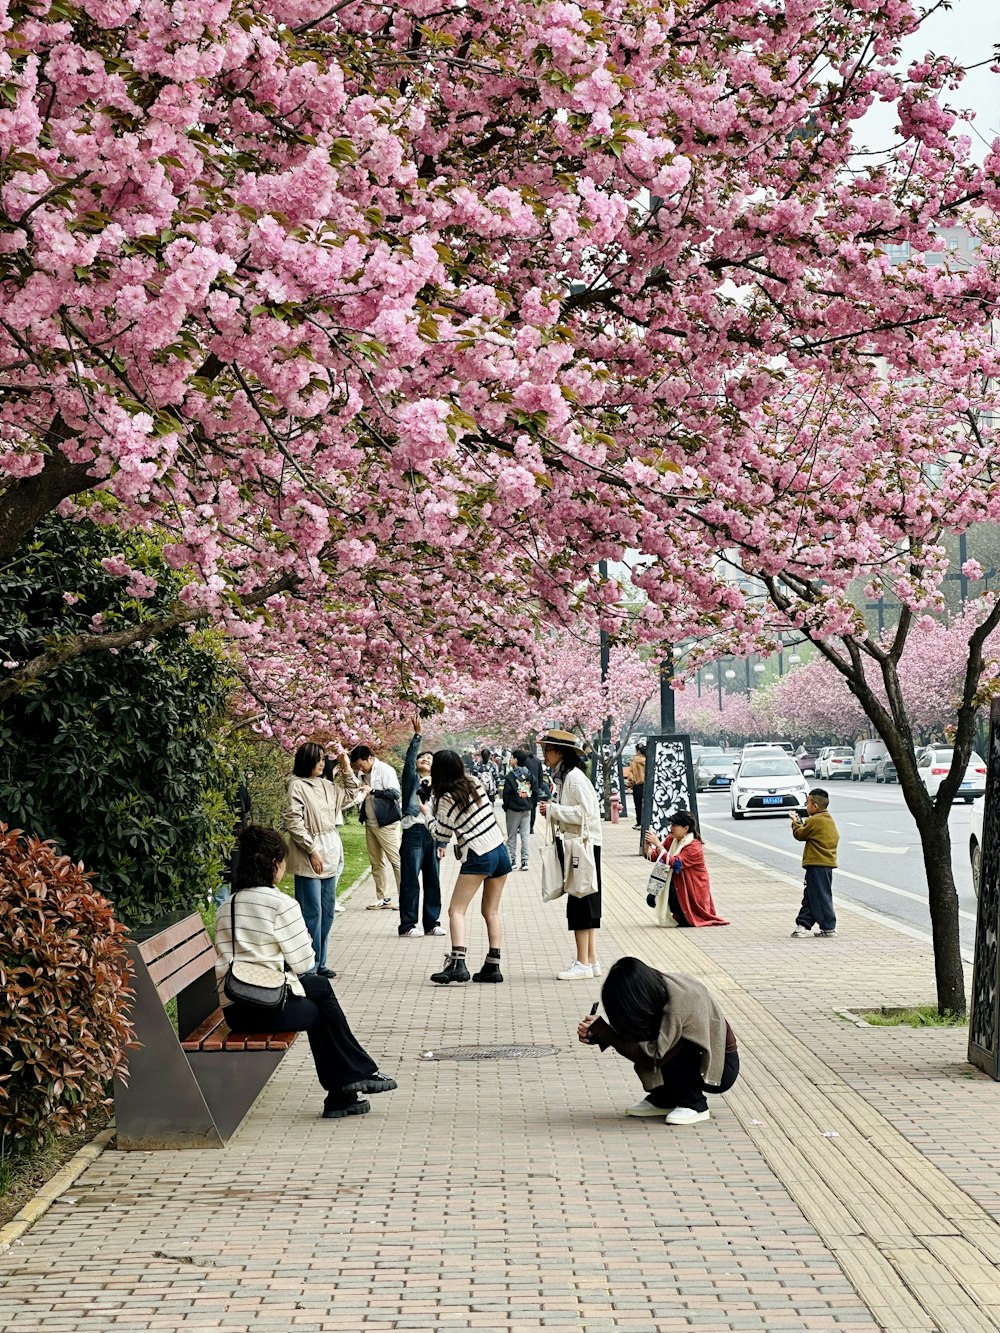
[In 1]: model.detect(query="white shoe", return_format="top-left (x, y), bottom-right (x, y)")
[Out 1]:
top-left (790, 926), bottom-right (813, 938)
top-left (400, 927), bottom-right (421, 937)
top-left (625, 1099), bottom-right (670, 1117)
top-left (592, 960), bottom-right (602, 977)
top-left (665, 1106), bottom-right (710, 1125)
top-left (557, 960), bottom-right (594, 980)
top-left (424, 925), bottom-right (446, 936)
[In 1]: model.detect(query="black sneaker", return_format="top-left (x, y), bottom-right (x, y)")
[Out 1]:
top-left (430, 954), bottom-right (471, 985)
top-left (317, 966), bottom-right (337, 979)
top-left (342, 1072), bottom-right (398, 1095)
top-left (322, 1093), bottom-right (370, 1119)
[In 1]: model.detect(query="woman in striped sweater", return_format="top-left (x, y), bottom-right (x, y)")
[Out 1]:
top-left (217, 825), bottom-right (397, 1119)
top-left (429, 750), bottom-right (512, 985)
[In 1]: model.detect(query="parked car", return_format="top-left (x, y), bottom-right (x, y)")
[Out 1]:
top-left (851, 739), bottom-right (889, 781)
top-left (730, 753), bottom-right (809, 820)
top-left (970, 798), bottom-right (983, 896)
top-left (794, 746), bottom-right (816, 777)
top-left (696, 749), bottom-right (737, 791)
top-left (817, 746), bottom-right (853, 780)
top-left (874, 754), bottom-right (897, 784)
top-left (916, 746), bottom-right (987, 802)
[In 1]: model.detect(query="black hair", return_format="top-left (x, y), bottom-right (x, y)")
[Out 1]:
top-left (636, 742), bottom-right (646, 755)
top-left (233, 825), bottom-right (288, 891)
top-left (480, 748), bottom-right (492, 762)
top-left (669, 809), bottom-right (701, 840)
top-left (808, 788), bottom-right (830, 809)
top-left (432, 749), bottom-right (483, 814)
top-left (546, 744), bottom-right (586, 773)
top-left (349, 744), bottom-right (372, 764)
top-left (293, 742), bottom-right (324, 778)
top-left (418, 750), bottom-right (434, 761)
top-left (600, 957), bottom-right (669, 1042)
top-left (512, 749), bottom-right (528, 766)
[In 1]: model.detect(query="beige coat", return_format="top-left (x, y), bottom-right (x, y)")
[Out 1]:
top-left (283, 771), bottom-right (360, 878)
top-left (626, 752), bottom-right (646, 786)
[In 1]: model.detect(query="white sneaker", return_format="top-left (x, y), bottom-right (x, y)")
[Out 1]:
top-left (790, 926), bottom-right (813, 938)
top-left (592, 960), bottom-right (602, 978)
top-left (557, 960), bottom-right (594, 980)
top-left (400, 927), bottom-right (421, 938)
top-left (665, 1106), bottom-right (710, 1125)
top-left (625, 1099), bottom-right (670, 1117)
top-left (424, 925), bottom-right (446, 936)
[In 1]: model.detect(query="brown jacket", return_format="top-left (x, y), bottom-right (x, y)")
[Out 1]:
top-left (627, 752), bottom-right (646, 786)
top-left (283, 771), bottom-right (361, 877)
top-left (791, 809), bottom-right (839, 868)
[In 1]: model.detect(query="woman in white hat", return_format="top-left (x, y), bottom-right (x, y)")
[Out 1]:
top-left (538, 729), bottom-right (603, 980)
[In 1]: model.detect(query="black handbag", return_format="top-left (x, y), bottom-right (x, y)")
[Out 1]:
top-left (223, 892), bottom-right (288, 1009)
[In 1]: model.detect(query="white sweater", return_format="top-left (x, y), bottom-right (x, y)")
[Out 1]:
top-left (215, 885), bottom-right (315, 1004)
top-left (434, 779), bottom-right (504, 857)
top-left (549, 765), bottom-right (603, 845)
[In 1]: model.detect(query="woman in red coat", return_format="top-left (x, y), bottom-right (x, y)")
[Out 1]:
top-left (644, 811), bottom-right (729, 928)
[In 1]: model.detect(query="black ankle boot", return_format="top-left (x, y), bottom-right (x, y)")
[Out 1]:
top-left (472, 959), bottom-right (504, 983)
top-left (430, 953), bottom-right (470, 985)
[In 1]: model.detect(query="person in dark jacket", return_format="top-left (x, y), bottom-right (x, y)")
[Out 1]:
top-left (577, 956), bottom-right (739, 1125)
top-left (522, 747), bottom-right (544, 831)
top-left (502, 750), bottom-right (536, 872)
top-left (398, 717), bottom-right (443, 937)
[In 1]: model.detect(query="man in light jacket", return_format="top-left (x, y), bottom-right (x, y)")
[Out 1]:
top-left (350, 743), bottom-right (402, 910)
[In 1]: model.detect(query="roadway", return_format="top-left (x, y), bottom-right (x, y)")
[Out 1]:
top-left (696, 779), bottom-right (980, 955)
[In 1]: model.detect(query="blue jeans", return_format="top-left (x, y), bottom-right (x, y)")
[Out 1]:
top-left (294, 874), bottom-right (338, 969)
top-left (399, 823), bottom-right (442, 934)
top-left (796, 866), bottom-right (836, 933)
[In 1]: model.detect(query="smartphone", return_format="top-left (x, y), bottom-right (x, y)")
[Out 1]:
top-left (589, 1002), bottom-right (599, 1016)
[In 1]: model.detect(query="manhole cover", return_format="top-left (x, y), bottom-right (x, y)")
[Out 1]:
top-left (424, 1044), bottom-right (560, 1061)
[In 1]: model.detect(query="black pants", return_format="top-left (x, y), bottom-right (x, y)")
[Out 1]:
top-left (399, 823), bottom-right (442, 933)
top-left (225, 973), bottom-right (377, 1094)
top-left (632, 782), bottom-right (645, 825)
top-left (796, 866), bottom-right (836, 932)
top-left (644, 1041), bottom-right (740, 1113)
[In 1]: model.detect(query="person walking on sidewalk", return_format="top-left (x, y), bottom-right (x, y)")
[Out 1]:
top-left (522, 746), bottom-right (544, 831)
top-left (626, 742), bottom-right (646, 830)
top-left (502, 750), bottom-right (535, 872)
top-left (538, 729), bottom-right (603, 981)
top-left (789, 788), bottom-right (840, 938)
top-left (429, 750), bottom-right (511, 985)
top-left (217, 825), bottom-right (397, 1120)
top-left (643, 812), bottom-right (729, 928)
top-left (349, 743), bottom-right (402, 911)
top-left (283, 742), bottom-right (359, 978)
top-left (398, 717), bottom-right (444, 938)
top-left (577, 957), bottom-right (740, 1126)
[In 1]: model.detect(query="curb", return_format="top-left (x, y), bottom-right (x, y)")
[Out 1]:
top-left (0, 1127), bottom-right (115, 1256)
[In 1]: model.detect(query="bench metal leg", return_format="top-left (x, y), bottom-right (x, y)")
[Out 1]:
top-left (186, 1051), bottom-right (284, 1141)
top-left (114, 943), bottom-right (225, 1150)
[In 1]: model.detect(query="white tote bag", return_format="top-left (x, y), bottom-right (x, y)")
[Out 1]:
top-left (540, 814), bottom-right (566, 902)
top-left (562, 833), bottom-right (598, 898)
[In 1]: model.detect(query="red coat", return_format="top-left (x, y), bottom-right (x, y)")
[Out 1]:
top-left (650, 837), bottom-right (729, 928)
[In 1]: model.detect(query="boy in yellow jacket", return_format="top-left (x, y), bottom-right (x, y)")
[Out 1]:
top-left (789, 789), bottom-right (840, 938)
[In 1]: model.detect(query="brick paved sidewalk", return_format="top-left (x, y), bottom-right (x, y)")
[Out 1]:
top-left (3, 818), bottom-right (1000, 1331)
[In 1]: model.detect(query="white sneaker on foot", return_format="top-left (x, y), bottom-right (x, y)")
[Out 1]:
top-left (818, 928), bottom-right (838, 937)
top-left (557, 960), bottom-right (594, 980)
top-left (665, 1106), bottom-right (710, 1125)
top-left (424, 925), bottom-right (446, 936)
top-left (400, 927), bottom-right (421, 938)
top-left (625, 1099), bottom-right (670, 1117)
top-left (790, 926), bottom-right (813, 938)
top-left (592, 960), bottom-right (602, 977)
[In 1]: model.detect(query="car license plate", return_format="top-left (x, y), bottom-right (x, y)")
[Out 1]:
top-left (761, 796), bottom-right (784, 805)
top-left (960, 781), bottom-right (972, 789)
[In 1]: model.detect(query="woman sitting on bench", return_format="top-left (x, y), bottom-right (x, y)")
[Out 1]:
top-left (216, 825), bottom-right (397, 1119)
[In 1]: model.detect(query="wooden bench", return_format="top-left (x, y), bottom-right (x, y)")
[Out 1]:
top-left (113, 912), bottom-right (298, 1150)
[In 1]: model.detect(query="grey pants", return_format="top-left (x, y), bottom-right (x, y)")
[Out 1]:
top-left (505, 810), bottom-right (531, 868)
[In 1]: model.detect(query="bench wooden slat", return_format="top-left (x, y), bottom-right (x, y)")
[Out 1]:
top-left (180, 1011), bottom-right (227, 1052)
top-left (137, 916), bottom-right (207, 964)
top-left (147, 933), bottom-right (215, 989)
top-left (156, 950), bottom-right (219, 1006)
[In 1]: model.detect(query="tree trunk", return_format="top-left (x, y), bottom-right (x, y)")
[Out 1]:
top-left (916, 810), bottom-right (967, 1016)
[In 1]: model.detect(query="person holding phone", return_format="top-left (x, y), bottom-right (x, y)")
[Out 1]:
top-left (788, 789), bottom-right (840, 938)
top-left (576, 957), bottom-right (739, 1125)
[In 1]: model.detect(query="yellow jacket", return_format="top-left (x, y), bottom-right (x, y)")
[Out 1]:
top-left (791, 809), bottom-right (839, 867)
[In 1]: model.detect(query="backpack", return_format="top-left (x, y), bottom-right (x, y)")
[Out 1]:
top-left (514, 769), bottom-right (533, 801)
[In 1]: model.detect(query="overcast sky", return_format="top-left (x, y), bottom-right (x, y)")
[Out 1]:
top-left (860, 0), bottom-right (1000, 159)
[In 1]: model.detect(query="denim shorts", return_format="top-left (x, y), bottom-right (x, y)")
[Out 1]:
top-left (461, 844), bottom-right (512, 879)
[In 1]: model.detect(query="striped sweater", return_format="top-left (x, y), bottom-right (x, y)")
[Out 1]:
top-left (214, 884), bottom-right (316, 1004)
top-left (434, 778), bottom-right (504, 858)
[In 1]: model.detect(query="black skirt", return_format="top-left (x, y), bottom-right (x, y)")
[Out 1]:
top-left (564, 844), bottom-right (602, 930)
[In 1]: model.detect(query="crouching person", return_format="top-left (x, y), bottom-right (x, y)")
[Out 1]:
top-left (577, 956), bottom-right (739, 1125)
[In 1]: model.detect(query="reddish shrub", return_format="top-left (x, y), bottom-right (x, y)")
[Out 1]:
top-left (0, 824), bottom-right (134, 1145)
